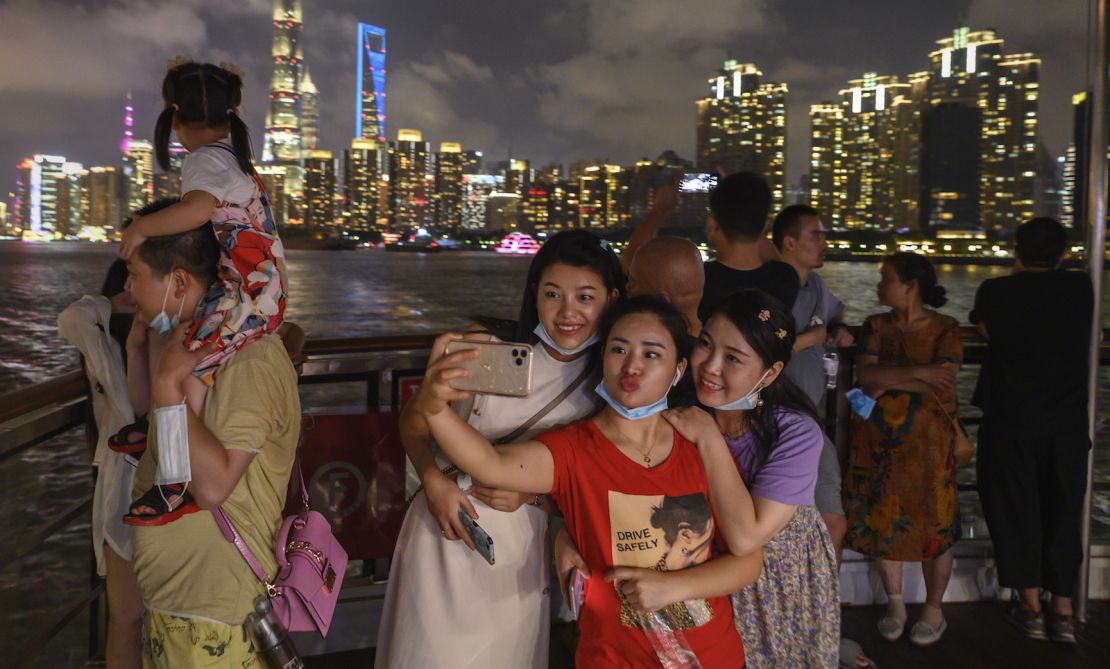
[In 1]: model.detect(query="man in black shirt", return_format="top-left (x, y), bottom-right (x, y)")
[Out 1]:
top-left (970, 217), bottom-right (1092, 644)
top-left (698, 172), bottom-right (799, 320)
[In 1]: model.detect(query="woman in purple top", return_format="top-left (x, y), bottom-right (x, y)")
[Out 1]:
top-left (668, 289), bottom-right (840, 668)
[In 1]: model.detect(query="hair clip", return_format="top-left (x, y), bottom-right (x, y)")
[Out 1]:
top-left (775, 329), bottom-right (787, 340)
top-left (757, 310), bottom-right (771, 322)
top-left (219, 62), bottom-right (244, 79)
top-left (167, 55), bottom-right (193, 71)
top-left (599, 239), bottom-right (610, 250)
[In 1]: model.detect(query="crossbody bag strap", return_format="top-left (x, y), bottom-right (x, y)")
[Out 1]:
top-left (494, 361), bottom-right (595, 445)
top-left (211, 429), bottom-right (308, 586)
top-left (212, 507), bottom-right (270, 585)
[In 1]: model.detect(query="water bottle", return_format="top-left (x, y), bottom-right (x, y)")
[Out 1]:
top-left (823, 352), bottom-right (839, 390)
top-left (243, 595), bottom-right (306, 669)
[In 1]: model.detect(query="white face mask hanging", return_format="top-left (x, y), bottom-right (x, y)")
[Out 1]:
top-left (154, 401), bottom-right (192, 485)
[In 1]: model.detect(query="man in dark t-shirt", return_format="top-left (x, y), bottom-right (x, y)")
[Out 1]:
top-left (698, 172), bottom-right (799, 321)
top-left (969, 217), bottom-right (1092, 644)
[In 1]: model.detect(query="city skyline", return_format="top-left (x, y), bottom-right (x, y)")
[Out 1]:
top-left (0, 0), bottom-right (1089, 196)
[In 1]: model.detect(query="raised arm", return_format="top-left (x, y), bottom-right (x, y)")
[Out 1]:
top-left (622, 175), bottom-right (680, 274)
top-left (663, 407), bottom-right (795, 555)
top-left (413, 333), bottom-right (557, 495)
top-left (121, 190), bottom-right (217, 259)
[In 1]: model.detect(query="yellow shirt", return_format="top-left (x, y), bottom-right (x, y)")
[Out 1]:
top-left (131, 334), bottom-right (301, 625)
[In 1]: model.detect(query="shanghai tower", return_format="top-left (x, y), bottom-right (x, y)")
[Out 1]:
top-left (262, 0), bottom-right (303, 163)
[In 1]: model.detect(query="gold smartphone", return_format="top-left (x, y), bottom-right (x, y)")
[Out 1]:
top-left (444, 340), bottom-right (534, 397)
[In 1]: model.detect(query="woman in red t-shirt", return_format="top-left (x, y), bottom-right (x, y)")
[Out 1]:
top-left (411, 295), bottom-right (761, 668)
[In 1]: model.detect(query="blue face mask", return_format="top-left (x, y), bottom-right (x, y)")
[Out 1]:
top-left (713, 369), bottom-right (771, 411)
top-left (595, 368), bottom-right (682, 421)
top-left (534, 322), bottom-right (598, 357)
top-left (846, 388), bottom-right (876, 420)
top-left (150, 278), bottom-right (184, 337)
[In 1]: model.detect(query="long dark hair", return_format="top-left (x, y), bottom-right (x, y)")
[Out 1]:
top-left (155, 61), bottom-right (254, 175)
top-left (884, 251), bottom-right (947, 308)
top-left (473, 230), bottom-right (625, 342)
top-left (706, 289), bottom-right (817, 467)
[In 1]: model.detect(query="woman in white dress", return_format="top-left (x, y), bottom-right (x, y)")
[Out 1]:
top-left (57, 260), bottom-right (144, 669)
top-left (376, 231), bottom-right (626, 668)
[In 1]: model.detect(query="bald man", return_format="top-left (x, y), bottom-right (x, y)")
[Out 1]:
top-left (626, 236), bottom-right (705, 335)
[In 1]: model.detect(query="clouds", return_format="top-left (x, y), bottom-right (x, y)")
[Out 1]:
top-left (387, 51), bottom-right (500, 150)
top-left (532, 0), bottom-right (775, 161)
top-left (0, 0), bottom-right (209, 98)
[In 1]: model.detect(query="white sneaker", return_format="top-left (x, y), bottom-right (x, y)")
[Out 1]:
top-left (909, 618), bottom-right (947, 647)
top-left (877, 616), bottom-right (905, 642)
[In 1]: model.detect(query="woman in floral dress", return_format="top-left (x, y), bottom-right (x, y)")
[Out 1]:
top-left (844, 252), bottom-right (963, 648)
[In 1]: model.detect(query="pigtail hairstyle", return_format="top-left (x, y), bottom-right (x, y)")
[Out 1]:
top-left (154, 60), bottom-right (255, 176)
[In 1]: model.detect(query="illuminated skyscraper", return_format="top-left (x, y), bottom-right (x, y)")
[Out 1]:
top-left (123, 139), bottom-right (154, 215)
top-left (461, 174), bottom-right (504, 230)
top-left (20, 154), bottom-right (67, 237)
top-left (80, 166), bottom-right (122, 235)
top-left (255, 165), bottom-right (287, 225)
top-left (300, 67), bottom-right (321, 153)
top-left (696, 61), bottom-right (788, 209)
top-left (263, 0), bottom-right (304, 163)
top-left (304, 150), bottom-right (336, 227)
top-left (435, 142), bottom-right (464, 229)
top-left (389, 129), bottom-right (434, 228)
top-left (0, 202), bottom-right (7, 236)
top-left (55, 162), bottom-right (83, 236)
top-left (13, 158), bottom-right (32, 232)
top-left (153, 142), bottom-right (187, 201)
top-left (357, 23), bottom-right (387, 143)
top-left (816, 72), bottom-right (921, 229)
top-left (344, 138), bottom-right (387, 231)
top-left (578, 164), bottom-right (629, 229)
top-left (926, 27), bottom-right (1039, 232)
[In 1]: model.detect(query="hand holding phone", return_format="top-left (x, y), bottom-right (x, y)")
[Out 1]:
top-left (458, 508), bottom-right (495, 565)
top-left (678, 173), bottom-right (718, 194)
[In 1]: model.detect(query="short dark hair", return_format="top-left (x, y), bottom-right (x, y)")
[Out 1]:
top-left (1015, 217), bottom-right (1067, 268)
top-left (708, 171), bottom-right (772, 242)
top-left (130, 199), bottom-right (220, 287)
top-left (771, 204), bottom-right (819, 250)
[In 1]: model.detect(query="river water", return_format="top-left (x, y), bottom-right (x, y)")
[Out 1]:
top-left (0, 241), bottom-right (1107, 665)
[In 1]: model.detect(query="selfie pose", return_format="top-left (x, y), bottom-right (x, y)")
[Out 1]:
top-left (410, 295), bottom-right (763, 668)
top-left (376, 231), bottom-right (624, 668)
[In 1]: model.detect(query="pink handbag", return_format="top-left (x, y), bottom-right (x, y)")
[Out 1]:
top-left (212, 456), bottom-right (349, 637)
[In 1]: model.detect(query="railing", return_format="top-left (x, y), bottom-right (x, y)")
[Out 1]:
top-left (1, 328), bottom-right (1107, 665)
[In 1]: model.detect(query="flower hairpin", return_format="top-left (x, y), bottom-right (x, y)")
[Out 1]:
top-left (219, 61), bottom-right (245, 78)
top-left (167, 55), bottom-right (193, 71)
top-left (757, 310), bottom-right (771, 322)
top-left (775, 329), bottom-right (787, 340)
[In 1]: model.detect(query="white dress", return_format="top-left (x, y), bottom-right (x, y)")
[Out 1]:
top-left (57, 295), bottom-right (136, 575)
top-left (376, 344), bottom-right (598, 669)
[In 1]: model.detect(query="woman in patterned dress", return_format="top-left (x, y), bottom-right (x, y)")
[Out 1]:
top-left (844, 252), bottom-right (962, 648)
top-left (683, 289), bottom-right (840, 668)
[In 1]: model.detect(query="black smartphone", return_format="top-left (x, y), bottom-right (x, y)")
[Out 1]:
top-left (459, 508), bottom-right (495, 565)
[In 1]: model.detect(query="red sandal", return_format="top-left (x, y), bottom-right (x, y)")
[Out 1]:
top-left (123, 483), bottom-right (199, 526)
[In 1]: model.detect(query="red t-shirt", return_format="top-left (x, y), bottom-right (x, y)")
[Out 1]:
top-left (535, 420), bottom-right (745, 668)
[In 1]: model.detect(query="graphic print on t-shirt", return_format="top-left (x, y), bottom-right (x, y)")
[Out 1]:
top-left (608, 491), bottom-right (716, 630)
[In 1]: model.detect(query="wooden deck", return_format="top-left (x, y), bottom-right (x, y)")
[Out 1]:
top-left (302, 601), bottom-right (1110, 667)
top-left (841, 601), bottom-right (1110, 669)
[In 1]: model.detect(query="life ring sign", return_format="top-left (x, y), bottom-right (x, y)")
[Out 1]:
top-left (289, 412), bottom-right (407, 561)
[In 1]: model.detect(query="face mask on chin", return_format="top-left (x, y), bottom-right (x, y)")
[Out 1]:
top-left (534, 322), bottom-right (598, 357)
top-left (595, 367), bottom-right (683, 421)
top-left (713, 368), bottom-right (772, 411)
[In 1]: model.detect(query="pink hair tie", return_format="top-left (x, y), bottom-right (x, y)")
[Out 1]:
top-left (171, 103), bottom-right (179, 111)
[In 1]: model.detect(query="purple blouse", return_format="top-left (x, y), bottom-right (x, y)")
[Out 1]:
top-left (724, 411), bottom-right (824, 506)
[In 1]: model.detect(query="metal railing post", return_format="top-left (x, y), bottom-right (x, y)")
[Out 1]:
top-left (1080, 0), bottom-right (1109, 623)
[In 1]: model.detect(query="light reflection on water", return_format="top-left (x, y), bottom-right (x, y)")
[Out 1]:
top-left (0, 241), bottom-right (1107, 664)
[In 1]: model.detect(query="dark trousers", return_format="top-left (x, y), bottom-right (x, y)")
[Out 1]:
top-left (976, 419), bottom-right (1090, 597)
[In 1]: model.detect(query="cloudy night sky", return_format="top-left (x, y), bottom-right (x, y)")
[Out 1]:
top-left (0, 0), bottom-right (1092, 194)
